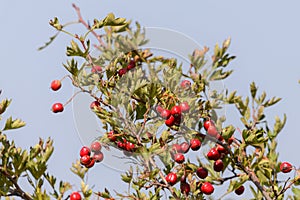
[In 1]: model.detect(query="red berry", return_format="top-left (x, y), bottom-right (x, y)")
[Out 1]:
top-left (179, 102), bottom-right (190, 113)
top-left (125, 141), bottom-right (135, 152)
top-left (174, 153), bottom-right (185, 164)
top-left (107, 131), bottom-right (117, 142)
top-left (180, 182), bottom-right (190, 195)
top-left (165, 115), bottom-right (175, 127)
top-left (171, 105), bottom-right (181, 117)
top-left (90, 101), bottom-right (100, 109)
top-left (190, 138), bottom-right (201, 151)
top-left (180, 80), bottom-right (191, 89)
top-left (127, 60), bottom-right (136, 70)
top-left (85, 158), bottom-right (95, 168)
top-left (52, 103), bottom-right (64, 113)
top-left (203, 120), bottom-right (213, 131)
top-left (174, 115), bottom-right (182, 126)
top-left (172, 144), bottom-right (182, 153)
top-left (216, 144), bottom-right (227, 154)
top-left (196, 167), bottom-right (208, 179)
top-left (70, 191), bottom-right (82, 200)
top-left (180, 142), bottom-right (190, 154)
top-left (156, 105), bottom-right (164, 114)
top-left (201, 182), bottom-right (214, 195)
top-left (80, 155), bottom-right (91, 165)
top-left (213, 159), bottom-right (224, 172)
top-left (160, 109), bottom-right (171, 119)
top-left (207, 148), bottom-right (220, 161)
top-left (235, 185), bottom-right (245, 195)
top-left (90, 141), bottom-right (102, 152)
top-left (50, 80), bottom-right (62, 91)
top-left (91, 65), bottom-right (102, 73)
top-left (117, 141), bottom-right (125, 149)
top-left (80, 146), bottom-right (91, 157)
top-left (207, 125), bottom-right (219, 137)
top-left (118, 68), bottom-right (128, 76)
top-left (93, 151), bottom-right (104, 163)
top-left (280, 162), bottom-right (293, 173)
top-left (166, 172), bottom-right (177, 186)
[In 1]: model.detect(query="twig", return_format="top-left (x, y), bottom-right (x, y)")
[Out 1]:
top-left (0, 167), bottom-right (33, 200)
top-left (72, 4), bottom-right (106, 47)
top-left (148, 156), bottom-right (180, 200)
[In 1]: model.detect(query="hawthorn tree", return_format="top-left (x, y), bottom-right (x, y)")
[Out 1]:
top-left (1, 4), bottom-right (300, 200)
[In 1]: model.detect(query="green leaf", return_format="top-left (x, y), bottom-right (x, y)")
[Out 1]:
top-left (38, 32), bottom-right (60, 51)
top-left (3, 117), bottom-right (26, 131)
top-left (0, 98), bottom-right (12, 115)
top-left (250, 82), bottom-right (257, 99)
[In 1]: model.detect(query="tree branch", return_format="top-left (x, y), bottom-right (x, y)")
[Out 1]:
top-left (0, 167), bottom-right (33, 200)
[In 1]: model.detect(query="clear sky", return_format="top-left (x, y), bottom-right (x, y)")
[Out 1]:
top-left (1, 1), bottom-right (300, 199)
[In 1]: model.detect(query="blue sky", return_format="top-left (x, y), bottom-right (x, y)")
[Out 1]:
top-left (1, 1), bottom-right (300, 199)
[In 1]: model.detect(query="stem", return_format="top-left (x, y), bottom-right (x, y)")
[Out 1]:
top-left (0, 167), bottom-right (33, 200)
top-left (148, 157), bottom-right (180, 200)
top-left (72, 3), bottom-right (106, 47)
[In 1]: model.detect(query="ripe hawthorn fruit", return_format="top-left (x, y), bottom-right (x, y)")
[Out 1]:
top-left (80, 146), bottom-right (91, 157)
top-left (91, 141), bottom-right (102, 153)
top-left (172, 143), bottom-right (182, 153)
top-left (179, 102), bottom-right (190, 113)
top-left (52, 103), bottom-right (64, 113)
top-left (207, 125), bottom-right (219, 137)
top-left (235, 185), bottom-right (245, 195)
top-left (127, 60), bottom-right (136, 70)
top-left (107, 131), bottom-right (117, 142)
top-left (203, 120), bottom-right (213, 131)
top-left (190, 138), bottom-right (201, 151)
top-left (118, 68), bottom-right (128, 76)
top-left (70, 191), bottom-right (82, 200)
top-left (180, 80), bottom-right (191, 89)
top-left (80, 155), bottom-right (91, 165)
top-left (213, 159), bottom-right (224, 172)
top-left (93, 151), bottom-right (104, 163)
top-left (280, 162), bottom-right (293, 173)
top-left (125, 141), bottom-right (135, 152)
top-left (166, 172), bottom-right (177, 186)
top-left (85, 158), bottom-right (95, 168)
top-left (171, 105), bottom-right (182, 117)
top-left (173, 153), bottom-right (185, 164)
top-left (196, 167), bottom-right (208, 179)
top-left (160, 109), bottom-right (171, 119)
top-left (50, 80), bottom-right (62, 91)
top-left (180, 182), bottom-right (190, 195)
top-left (90, 101), bottom-right (100, 109)
top-left (180, 142), bottom-right (190, 153)
top-left (201, 182), bottom-right (214, 195)
top-left (165, 115), bottom-right (175, 127)
top-left (207, 148), bottom-right (220, 161)
top-left (216, 144), bottom-right (227, 154)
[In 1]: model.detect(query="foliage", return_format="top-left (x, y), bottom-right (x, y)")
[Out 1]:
top-left (0, 4), bottom-right (299, 200)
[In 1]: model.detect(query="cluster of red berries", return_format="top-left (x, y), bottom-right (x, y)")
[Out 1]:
top-left (165, 171), bottom-right (215, 195)
top-left (79, 141), bottom-right (104, 168)
top-left (118, 60), bottom-right (136, 77)
top-left (105, 130), bottom-right (136, 155)
top-left (156, 102), bottom-right (190, 128)
top-left (50, 80), bottom-right (64, 113)
top-left (170, 138), bottom-right (201, 164)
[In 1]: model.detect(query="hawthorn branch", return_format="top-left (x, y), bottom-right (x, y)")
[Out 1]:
top-left (148, 157), bottom-right (180, 200)
top-left (0, 167), bottom-right (33, 200)
top-left (72, 4), bottom-right (106, 47)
